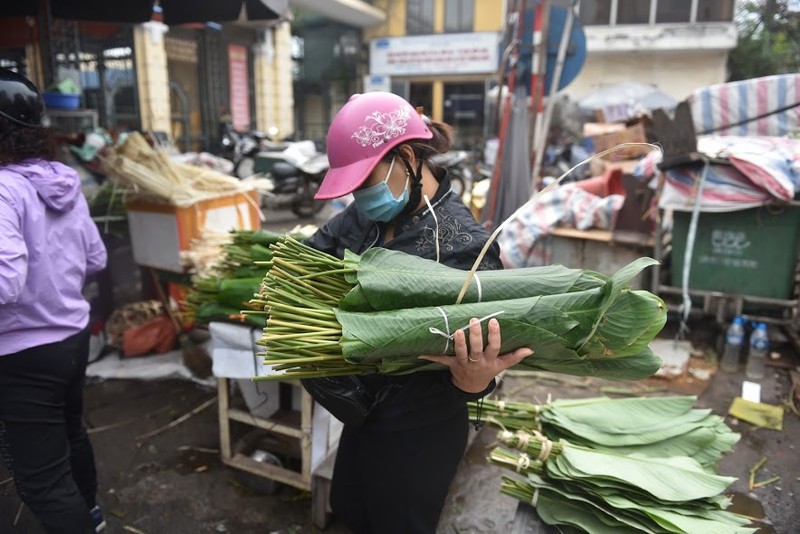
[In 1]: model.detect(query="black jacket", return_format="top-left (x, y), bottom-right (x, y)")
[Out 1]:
top-left (306, 174), bottom-right (502, 430)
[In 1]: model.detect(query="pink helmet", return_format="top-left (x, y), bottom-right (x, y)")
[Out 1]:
top-left (315, 91), bottom-right (433, 200)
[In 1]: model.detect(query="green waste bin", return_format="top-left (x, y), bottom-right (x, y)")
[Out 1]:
top-left (670, 205), bottom-right (800, 300)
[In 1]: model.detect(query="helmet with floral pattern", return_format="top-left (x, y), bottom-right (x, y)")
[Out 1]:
top-left (315, 91), bottom-right (432, 200)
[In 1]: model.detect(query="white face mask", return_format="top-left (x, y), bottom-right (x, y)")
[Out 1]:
top-left (353, 156), bottom-right (410, 222)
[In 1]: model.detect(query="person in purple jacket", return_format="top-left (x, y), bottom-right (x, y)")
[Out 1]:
top-left (0, 68), bottom-right (108, 533)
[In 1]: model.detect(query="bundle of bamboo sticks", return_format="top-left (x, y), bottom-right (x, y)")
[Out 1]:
top-left (102, 132), bottom-right (256, 205)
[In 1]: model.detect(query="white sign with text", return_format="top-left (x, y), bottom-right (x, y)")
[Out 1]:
top-left (370, 32), bottom-right (500, 76)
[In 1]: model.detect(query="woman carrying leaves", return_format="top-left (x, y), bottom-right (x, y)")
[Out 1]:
top-left (304, 91), bottom-right (532, 533)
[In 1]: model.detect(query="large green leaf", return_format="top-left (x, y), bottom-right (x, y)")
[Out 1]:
top-left (335, 278), bottom-right (665, 380)
top-left (520, 474), bottom-right (662, 532)
top-left (543, 396), bottom-right (698, 429)
top-left (600, 492), bottom-right (755, 533)
top-left (217, 277), bottom-right (263, 309)
top-left (577, 257), bottom-right (659, 353)
top-left (340, 247), bottom-right (607, 312)
top-left (533, 489), bottom-right (639, 533)
top-left (549, 446), bottom-right (736, 502)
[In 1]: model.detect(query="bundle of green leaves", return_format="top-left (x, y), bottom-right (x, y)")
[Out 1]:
top-left (186, 230), bottom-right (295, 326)
top-left (488, 409), bottom-right (752, 533)
top-left (249, 237), bottom-right (667, 381)
top-left (472, 396), bottom-right (740, 471)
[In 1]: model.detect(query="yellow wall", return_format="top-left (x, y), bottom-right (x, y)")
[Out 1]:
top-left (364, 0), bottom-right (406, 39)
top-left (474, 0), bottom-right (505, 32)
top-left (133, 22), bottom-right (171, 133)
top-left (364, 0), bottom-right (505, 38)
top-left (253, 23), bottom-right (295, 138)
top-left (434, 0), bottom-right (444, 32)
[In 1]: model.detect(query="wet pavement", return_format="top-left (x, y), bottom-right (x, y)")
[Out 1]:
top-left (2, 315), bottom-right (798, 533)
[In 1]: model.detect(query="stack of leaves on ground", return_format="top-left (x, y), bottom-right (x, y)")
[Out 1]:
top-left (473, 395), bottom-right (752, 532)
top-left (248, 236), bottom-right (668, 380)
top-left (471, 395), bottom-right (740, 470)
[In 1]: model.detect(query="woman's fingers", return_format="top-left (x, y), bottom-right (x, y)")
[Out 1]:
top-left (485, 318), bottom-right (501, 358)
top-left (419, 318), bottom-right (534, 373)
top-left (453, 328), bottom-right (469, 364)
top-left (467, 318), bottom-right (483, 361)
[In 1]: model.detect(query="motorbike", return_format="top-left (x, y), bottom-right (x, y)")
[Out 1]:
top-left (248, 141), bottom-right (329, 218)
top-left (219, 124), bottom-right (328, 218)
top-left (429, 150), bottom-right (473, 199)
top-left (218, 122), bottom-right (272, 178)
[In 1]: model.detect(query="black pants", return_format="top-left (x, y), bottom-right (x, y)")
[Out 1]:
top-left (0, 328), bottom-right (97, 534)
top-left (330, 411), bottom-right (468, 534)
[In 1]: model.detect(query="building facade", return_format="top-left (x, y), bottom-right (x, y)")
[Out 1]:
top-left (571, 0), bottom-right (737, 100)
top-left (361, 0), bottom-right (504, 150)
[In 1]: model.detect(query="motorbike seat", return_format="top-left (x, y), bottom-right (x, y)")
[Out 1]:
top-left (270, 161), bottom-right (298, 180)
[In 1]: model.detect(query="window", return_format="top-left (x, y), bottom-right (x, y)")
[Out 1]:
top-left (445, 0), bottom-right (474, 32)
top-left (697, 0), bottom-right (735, 22)
top-left (656, 0), bottom-right (692, 23)
top-left (443, 82), bottom-right (485, 149)
top-left (582, 0), bottom-right (729, 26)
top-left (617, 0), bottom-right (651, 24)
top-left (406, 0), bottom-right (434, 35)
top-left (409, 83), bottom-right (433, 118)
top-left (579, 0), bottom-right (613, 26)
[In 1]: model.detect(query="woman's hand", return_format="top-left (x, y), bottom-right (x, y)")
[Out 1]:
top-left (419, 318), bottom-right (533, 394)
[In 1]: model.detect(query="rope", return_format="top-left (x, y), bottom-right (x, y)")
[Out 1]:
top-left (532, 430), bottom-right (553, 462)
top-left (455, 142), bottom-right (664, 305)
top-left (429, 309), bottom-right (505, 352)
top-left (514, 430), bottom-right (530, 451)
top-left (677, 156), bottom-right (710, 341)
top-left (516, 453), bottom-right (531, 473)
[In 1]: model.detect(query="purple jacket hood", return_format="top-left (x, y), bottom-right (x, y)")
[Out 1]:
top-left (6, 159), bottom-right (81, 212)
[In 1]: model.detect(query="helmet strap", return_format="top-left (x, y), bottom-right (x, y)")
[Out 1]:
top-left (398, 156), bottom-right (423, 218)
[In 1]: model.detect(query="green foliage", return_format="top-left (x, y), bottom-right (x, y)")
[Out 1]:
top-left (250, 237), bottom-right (667, 381)
top-left (728, 0), bottom-right (800, 80)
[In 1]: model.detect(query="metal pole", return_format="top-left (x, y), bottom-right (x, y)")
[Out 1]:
top-left (485, 0), bottom-right (527, 227)
top-left (528, 1), bottom-right (549, 186)
top-left (531, 0), bottom-right (576, 187)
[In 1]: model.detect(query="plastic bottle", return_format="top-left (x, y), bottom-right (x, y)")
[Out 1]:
top-left (745, 322), bottom-right (769, 380)
top-left (720, 316), bottom-right (745, 372)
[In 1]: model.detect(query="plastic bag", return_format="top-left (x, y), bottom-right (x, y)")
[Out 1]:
top-left (122, 315), bottom-right (177, 358)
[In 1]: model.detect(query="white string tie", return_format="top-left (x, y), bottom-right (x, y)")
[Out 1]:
top-left (531, 488), bottom-right (540, 506)
top-left (532, 430), bottom-right (553, 462)
top-left (422, 194), bottom-right (440, 263)
top-left (516, 453), bottom-right (531, 473)
top-left (429, 309), bottom-right (505, 352)
top-left (473, 272), bottom-right (483, 302)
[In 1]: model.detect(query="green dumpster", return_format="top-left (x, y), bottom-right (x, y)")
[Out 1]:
top-left (670, 205), bottom-right (800, 300)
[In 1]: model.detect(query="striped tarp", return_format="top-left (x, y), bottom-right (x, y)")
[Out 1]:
top-left (689, 74), bottom-right (800, 137)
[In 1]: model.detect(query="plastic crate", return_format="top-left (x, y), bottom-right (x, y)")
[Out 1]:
top-left (43, 92), bottom-right (80, 110)
top-left (670, 205), bottom-right (800, 299)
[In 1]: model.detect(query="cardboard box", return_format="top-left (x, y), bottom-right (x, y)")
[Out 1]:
top-left (584, 121), bottom-right (650, 161)
top-left (126, 191), bottom-right (260, 272)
